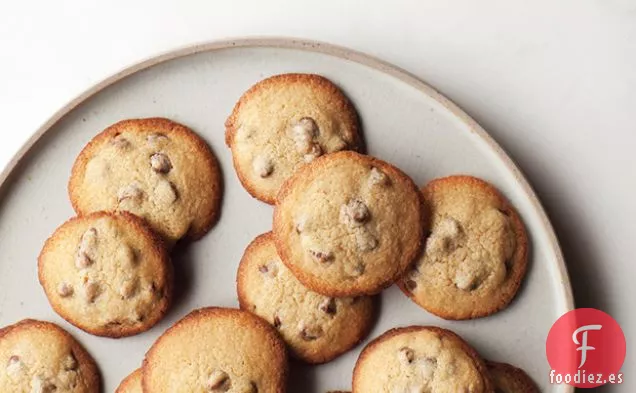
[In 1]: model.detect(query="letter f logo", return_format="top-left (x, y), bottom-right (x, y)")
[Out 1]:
top-left (572, 324), bottom-right (602, 368)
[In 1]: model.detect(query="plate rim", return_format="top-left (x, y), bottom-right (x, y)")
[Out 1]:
top-left (0, 36), bottom-right (574, 391)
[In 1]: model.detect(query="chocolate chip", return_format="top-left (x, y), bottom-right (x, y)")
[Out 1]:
top-left (110, 136), bottom-right (131, 149)
top-left (206, 370), bottom-right (231, 391)
top-left (150, 153), bottom-right (173, 174)
top-left (340, 198), bottom-right (370, 226)
top-left (57, 282), bottom-right (74, 297)
top-left (398, 347), bottom-right (415, 364)
top-left (299, 324), bottom-right (323, 341)
top-left (309, 249), bottom-right (334, 264)
top-left (147, 133), bottom-right (169, 146)
top-left (8, 355), bottom-right (19, 364)
top-left (117, 183), bottom-right (143, 204)
top-left (319, 298), bottom-right (337, 315)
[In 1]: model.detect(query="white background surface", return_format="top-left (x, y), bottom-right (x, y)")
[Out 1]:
top-left (0, 1), bottom-right (633, 391)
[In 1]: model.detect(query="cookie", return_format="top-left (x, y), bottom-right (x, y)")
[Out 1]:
top-left (116, 368), bottom-right (142, 393)
top-left (398, 175), bottom-right (528, 320)
top-left (486, 361), bottom-right (539, 393)
top-left (273, 151), bottom-right (425, 297)
top-left (38, 211), bottom-right (173, 338)
top-left (237, 232), bottom-right (375, 364)
top-left (69, 117), bottom-right (222, 246)
top-left (0, 319), bottom-right (100, 392)
top-left (353, 326), bottom-right (493, 393)
top-left (225, 73), bottom-right (361, 204)
top-left (143, 307), bottom-right (287, 393)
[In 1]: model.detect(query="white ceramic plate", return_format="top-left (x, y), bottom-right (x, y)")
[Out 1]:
top-left (0, 38), bottom-right (573, 393)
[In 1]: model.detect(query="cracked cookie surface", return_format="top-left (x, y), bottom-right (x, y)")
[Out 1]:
top-left (225, 73), bottom-right (361, 204)
top-left (142, 307), bottom-right (287, 393)
top-left (0, 319), bottom-right (100, 393)
top-left (486, 361), bottom-right (539, 393)
top-left (237, 232), bottom-right (375, 364)
top-left (273, 151), bottom-right (425, 297)
top-left (353, 326), bottom-right (493, 393)
top-left (38, 211), bottom-right (173, 338)
top-left (116, 368), bottom-right (142, 393)
top-left (69, 117), bottom-right (222, 246)
top-left (398, 175), bottom-right (528, 320)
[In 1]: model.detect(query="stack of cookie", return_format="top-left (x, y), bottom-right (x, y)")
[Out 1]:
top-left (228, 74), bottom-right (424, 367)
top-left (39, 118), bottom-right (223, 339)
top-left (1, 119), bottom-right (224, 391)
top-left (0, 73), bottom-right (538, 393)
top-left (225, 73), bottom-right (536, 392)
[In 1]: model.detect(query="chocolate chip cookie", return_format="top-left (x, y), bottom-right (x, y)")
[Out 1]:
top-left (69, 117), bottom-right (222, 246)
top-left (225, 73), bottom-right (361, 204)
top-left (237, 232), bottom-right (375, 364)
top-left (116, 368), bottom-right (142, 393)
top-left (273, 151), bottom-right (425, 297)
top-left (486, 361), bottom-right (539, 393)
top-left (0, 319), bottom-right (100, 392)
top-left (398, 175), bottom-right (528, 320)
top-left (353, 326), bottom-right (494, 393)
top-left (143, 307), bottom-right (287, 393)
top-left (38, 211), bottom-right (173, 338)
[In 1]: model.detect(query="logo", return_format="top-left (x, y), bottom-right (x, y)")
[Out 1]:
top-left (546, 308), bottom-right (626, 388)
top-left (572, 324), bottom-right (602, 368)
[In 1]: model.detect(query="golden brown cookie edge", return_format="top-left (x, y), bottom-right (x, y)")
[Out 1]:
top-left (115, 367), bottom-right (142, 393)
